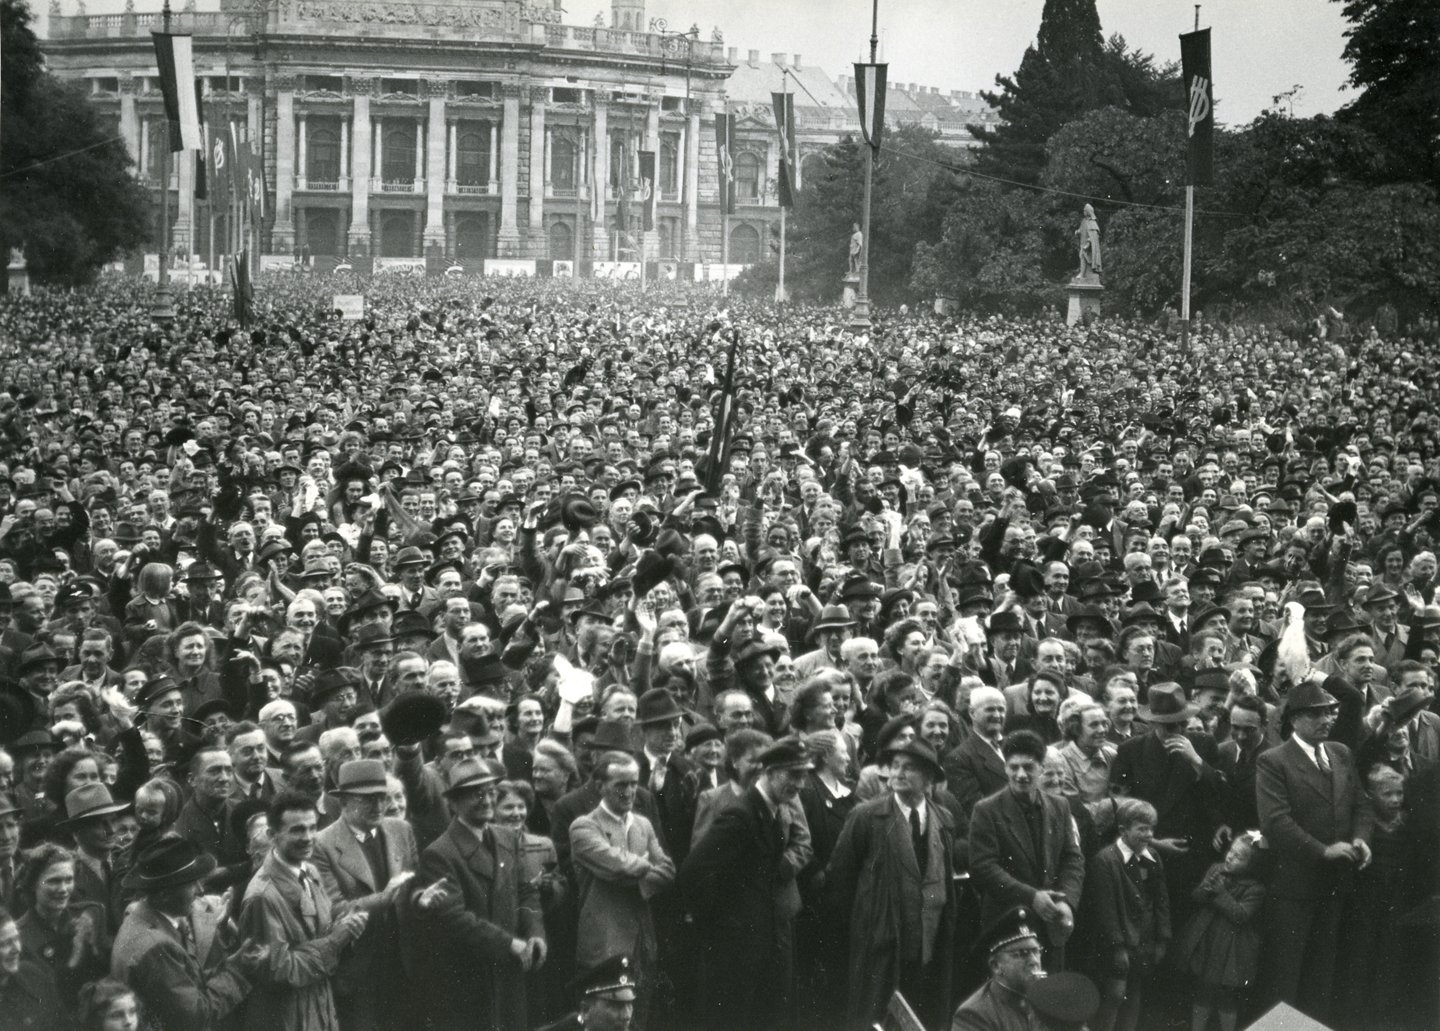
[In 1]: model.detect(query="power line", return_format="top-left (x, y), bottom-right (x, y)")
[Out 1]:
top-left (0, 133), bottom-right (131, 180)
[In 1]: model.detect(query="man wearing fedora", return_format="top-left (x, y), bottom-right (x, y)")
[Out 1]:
top-left (313, 759), bottom-right (418, 1031)
top-left (61, 782), bottom-right (132, 934)
top-left (634, 688), bottom-right (692, 853)
top-left (827, 737), bottom-right (958, 1030)
top-left (679, 736), bottom-right (813, 1031)
top-left (792, 604), bottom-right (855, 678)
top-left (1109, 682), bottom-right (1225, 920)
top-left (1256, 681), bottom-right (1371, 1023)
top-left (416, 757), bottom-right (545, 1031)
top-left (112, 837), bottom-right (269, 1031)
top-left (237, 791), bottom-right (370, 1031)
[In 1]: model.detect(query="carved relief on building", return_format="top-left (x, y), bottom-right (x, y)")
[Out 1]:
top-left (279, 0), bottom-right (522, 31)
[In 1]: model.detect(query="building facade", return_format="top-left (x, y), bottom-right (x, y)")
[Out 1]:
top-left (37, 0), bottom-right (993, 267)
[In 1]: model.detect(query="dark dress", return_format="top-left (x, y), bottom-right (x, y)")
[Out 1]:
top-left (796, 773), bottom-right (857, 1028)
top-left (1336, 816), bottom-right (1421, 1030)
top-left (16, 901), bottom-right (111, 1011)
top-left (1172, 863), bottom-right (1265, 989)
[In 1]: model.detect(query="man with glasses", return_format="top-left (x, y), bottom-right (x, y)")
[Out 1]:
top-left (951, 906), bottom-right (1049, 1031)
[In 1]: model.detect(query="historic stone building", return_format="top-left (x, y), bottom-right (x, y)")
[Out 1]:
top-left (37, 0), bottom-right (993, 267)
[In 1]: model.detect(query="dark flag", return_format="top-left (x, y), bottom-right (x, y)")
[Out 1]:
top-left (704, 329), bottom-right (740, 492)
top-left (1180, 28), bottom-right (1214, 186)
top-left (208, 123), bottom-right (232, 209)
top-left (151, 32), bottom-right (203, 151)
top-left (230, 248), bottom-right (253, 326)
top-left (194, 86), bottom-right (208, 202)
top-left (770, 91), bottom-right (796, 208)
top-left (853, 62), bottom-right (888, 152)
top-left (638, 150), bottom-right (657, 231)
top-left (714, 113), bottom-right (735, 216)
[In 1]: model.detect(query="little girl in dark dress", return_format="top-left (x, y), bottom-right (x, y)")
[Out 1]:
top-left (1173, 830), bottom-right (1265, 1031)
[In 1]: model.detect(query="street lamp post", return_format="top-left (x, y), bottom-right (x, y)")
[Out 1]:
top-left (152, 0), bottom-right (176, 321)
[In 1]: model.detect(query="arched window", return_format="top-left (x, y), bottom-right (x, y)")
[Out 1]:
top-left (457, 128), bottom-right (489, 190)
top-left (734, 150), bottom-right (761, 202)
top-left (382, 124), bottom-right (416, 187)
top-left (307, 127), bottom-right (340, 185)
top-left (549, 220), bottom-right (574, 260)
top-left (729, 223), bottom-right (760, 264)
top-left (660, 132), bottom-right (679, 198)
top-left (379, 212), bottom-right (415, 257)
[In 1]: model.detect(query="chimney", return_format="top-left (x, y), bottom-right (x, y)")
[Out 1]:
top-left (930, 86), bottom-right (939, 94)
top-left (793, 53), bottom-right (802, 70)
top-left (771, 52), bottom-right (788, 68)
top-left (727, 47), bottom-right (737, 63)
top-left (747, 49), bottom-right (760, 67)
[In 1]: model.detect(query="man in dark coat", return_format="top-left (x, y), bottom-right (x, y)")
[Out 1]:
top-left (949, 905), bottom-right (1047, 1031)
top-left (1108, 682), bottom-right (1227, 920)
top-left (969, 730), bottom-right (1085, 967)
top-left (1256, 682), bottom-right (1371, 1023)
top-left (416, 757), bottom-right (546, 1031)
top-left (677, 736), bottom-right (812, 1031)
top-left (826, 738), bottom-right (957, 1030)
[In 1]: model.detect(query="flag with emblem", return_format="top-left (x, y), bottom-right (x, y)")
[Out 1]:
top-left (194, 86), bottom-right (209, 202)
top-left (714, 113), bottom-right (735, 216)
top-left (1180, 29), bottom-right (1214, 186)
top-left (853, 62), bottom-right (888, 152)
top-left (703, 329), bottom-right (739, 492)
top-left (207, 122), bottom-right (232, 208)
top-left (230, 248), bottom-right (253, 326)
top-left (151, 32), bottom-right (203, 151)
top-left (770, 91), bottom-right (796, 208)
top-left (638, 150), bottom-right (656, 231)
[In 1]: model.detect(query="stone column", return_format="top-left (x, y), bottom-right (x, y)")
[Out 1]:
top-left (272, 78), bottom-right (296, 252)
top-left (414, 120), bottom-right (424, 191)
top-left (643, 97), bottom-right (661, 260)
top-left (684, 98), bottom-right (700, 260)
top-left (527, 87), bottom-right (546, 255)
top-left (175, 150), bottom-right (194, 241)
top-left (423, 83), bottom-right (446, 247)
top-left (497, 83), bottom-right (521, 255)
top-left (447, 122), bottom-right (457, 186)
top-left (592, 99), bottom-right (608, 260)
top-left (118, 77), bottom-right (140, 166)
top-left (340, 119), bottom-right (349, 186)
top-left (488, 122), bottom-right (498, 191)
top-left (347, 79), bottom-right (373, 255)
top-left (297, 115), bottom-right (308, 186)
top-left (139, 117), bottom-right (151, 179)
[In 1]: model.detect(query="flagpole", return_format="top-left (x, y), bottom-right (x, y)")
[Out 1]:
top-left (721, 105), bottom-right (729, 298)
top-left (152, 0), bottom-right (176, 320)
top-left (775, 70), bottom-right (788, 304)
top-left (851, 0), bottom-right (879, 331)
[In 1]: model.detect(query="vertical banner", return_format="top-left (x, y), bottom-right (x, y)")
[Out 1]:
top-left (714, 112), bottom-right (735, 216)
top-left (208, 123), bottom-right (232, 209)
top-left (770, 91), bottom-right (796, 208)
top-left (853, 62), bottom-right (888, 152)
top-left (638, 150), bottom-right (657, 232)
top-left (151, 32), bottom-right (203, 151)
top-left (704, 330), bottom-right (740, 492)
top-left (194, 86), bottom-right (208, 202)
top-left (1180, 28), bottom-right (1214, 186)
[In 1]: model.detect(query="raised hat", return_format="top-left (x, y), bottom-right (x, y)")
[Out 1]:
top-left (1386, 687), bottom-right (1430, 727)
top-left (633, 551), bottom-right (680, 599)
top-left (380, 692), bottom-right (448, 747)
top-left (1136, 682), bottom-right (1200, 724)
top-left (123, 835), bottom-right (217, 891)
top-left (60, 782), bottom-right (131, 826)
top-left (635, 688), bottom-right (685, 725)
top-left (334, 758), bottom-right (389, 795)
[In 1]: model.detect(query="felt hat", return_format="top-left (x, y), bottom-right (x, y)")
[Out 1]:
top-left (1136, 682), bottom-right (1199, 724)
top-left (380, 692), bottom-right (448, 747)
top-left (635, 688), bottom-right (685, 725)
top-left (333, 758), bottom-right (389, 795)
top-left (443, 757), bottom-right (506, 796)
top-left (1285, 681), bottom-right (1339, 713)
top-left (60, 783), bottom-right (131, 827)
top-left (123, 836), bottom-right (217, 891)
top-left (880, 738), bottom-right (944, 780)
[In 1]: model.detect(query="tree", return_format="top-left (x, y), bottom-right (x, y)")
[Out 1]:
top-left (0, 0), bottom-right (150, 284)
top-left (1333, 0), bottom-right (1440, 191)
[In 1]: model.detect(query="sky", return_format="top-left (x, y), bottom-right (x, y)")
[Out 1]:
top-left (568, 0), bottom-right (1354, 123)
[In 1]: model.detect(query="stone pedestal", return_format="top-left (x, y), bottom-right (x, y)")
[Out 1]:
top-left (841, 271), bottom-right (859, 309)
top-left (1065, 274), bottom-right (1102, 326)
top-left (6, 249), bottom-right (30, 296)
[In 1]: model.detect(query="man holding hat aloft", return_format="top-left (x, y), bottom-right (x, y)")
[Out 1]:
top-left (112, 836), bottom-right (271, 1031)
top-left (950, 905), bottom-right (1048, 1031)
top-left (415, 757), bottom-right (545, 1031)
top-left (679, 736), bottom-right (813, 1031)
top-left (826, 736), bottom-right (958, 1030)
top-left (1256, 680), bottom-right (1370, 1024)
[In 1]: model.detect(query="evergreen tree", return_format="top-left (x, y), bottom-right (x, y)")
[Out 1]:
top-left (1, 0), bottom-right (149, 284)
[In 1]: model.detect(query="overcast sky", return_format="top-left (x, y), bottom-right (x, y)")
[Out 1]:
top-left (570, 0), bottom-right (1354, 123)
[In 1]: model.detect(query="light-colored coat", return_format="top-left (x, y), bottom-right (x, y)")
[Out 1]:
top-left (311, 816), bottom-right (418, 913)
top-left (111, 896), bottom-right (250, 1031)
top-left (238, 851), bottom-right (357, 1031)
top-left (569, 803), bottom-right (673, 970)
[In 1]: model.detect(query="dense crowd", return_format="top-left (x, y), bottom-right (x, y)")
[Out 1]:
top-left (0, 275), bottom-right (1436, 1031)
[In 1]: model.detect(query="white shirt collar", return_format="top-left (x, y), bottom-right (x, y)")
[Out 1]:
top-left (599, 801), bottom-right (632, 829)
top-left (895, 795), bottom-right (927, 832)
top-left (1116, 839), bottom-right (1156, 865)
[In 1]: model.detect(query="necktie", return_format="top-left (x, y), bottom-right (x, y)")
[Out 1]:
top-left (178, 917), bottom-right (197, 961)
top-left (650, 760), bottom-right (665, 794)
top-left (909, 807), bottom-right (925, 871)
top-left (1316, 745), bottom-right (1330, 774)
top-left (298, 869), bottom-right (319, 929)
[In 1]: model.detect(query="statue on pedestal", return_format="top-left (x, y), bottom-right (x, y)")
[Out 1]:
top-left (1075, 203), bottom-right (1102, 279)
top-left (848, 223), bottom-right (862, 274)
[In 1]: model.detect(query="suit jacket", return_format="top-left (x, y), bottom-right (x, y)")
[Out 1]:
top-left (72, 854), bottom-right (124, 936)
top-left (1110, 732), bottom-right (1227, 845)
top-left (943, 732), bottom-right (1008, 817)
top-left (416, 819), bottom-right (544, 1031)
top-left (550, 781), bottom-right (660, 885)
top-left (968, 788), bottom-right (1086, 930)
top-left (1216, 739), bottom-right (1261, 832)
top-left (312, 816), bottom-right (419, 913)
top-left (570, 803), bottom-right (673, 970)
top-left (1079, 843), bottom-right (1171, 962)
top-left (238, 851), bottom-right (355, 1031)
top-left (1256, 736), bottom-right (1366, 900)
top-left (111, 896), bottom-right (251, 1031)
top-left (636, 748), bottom-right (694, 860)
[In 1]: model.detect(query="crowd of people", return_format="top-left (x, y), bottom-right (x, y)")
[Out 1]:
top-left (0, 273), bottom-right (1435, 1031)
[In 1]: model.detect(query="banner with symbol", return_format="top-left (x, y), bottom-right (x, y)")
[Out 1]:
top-left (638, 150), bottom-right (657, 231)
top-left (714, 113), bottom-right (735, 216)
top-left (1180, 29), bottom-right (1213, 186)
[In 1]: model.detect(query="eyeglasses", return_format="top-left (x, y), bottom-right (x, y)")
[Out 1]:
top-left (1000, 946), bottom-right (1044, 960)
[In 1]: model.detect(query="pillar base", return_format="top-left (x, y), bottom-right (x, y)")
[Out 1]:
top-left (1065, 274), bottom-right (1103, 326)
top-left (346, 228), bottom-right (372, 258)
top-left (841, 271), bottom-right (859, 309)
top-left (497, 227), bottom-right (522, 258)
top-left (271, 221), bottom-right (296, 256)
